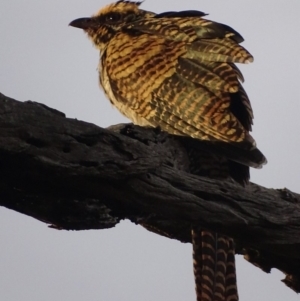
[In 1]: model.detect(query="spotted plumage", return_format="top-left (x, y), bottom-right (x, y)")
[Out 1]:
top-left (70, 1), bottom-right (266, 300)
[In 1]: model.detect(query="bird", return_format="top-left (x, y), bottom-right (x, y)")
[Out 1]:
top-left (69, 1), bottom-right (267, 300)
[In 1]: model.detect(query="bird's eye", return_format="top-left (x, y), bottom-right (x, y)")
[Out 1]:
top-left (105, 13), bottom-right (123, 23)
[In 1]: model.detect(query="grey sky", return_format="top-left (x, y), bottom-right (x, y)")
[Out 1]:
top-left (1, 1), bottom-right (300, 301)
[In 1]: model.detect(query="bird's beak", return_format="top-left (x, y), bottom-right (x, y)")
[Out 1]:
top-left (69, 17), bottom-right (92, 30)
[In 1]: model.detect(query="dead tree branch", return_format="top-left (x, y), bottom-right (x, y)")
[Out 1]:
top-left (0, 93), bottom-right (299, 292)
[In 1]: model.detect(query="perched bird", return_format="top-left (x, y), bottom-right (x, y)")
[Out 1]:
top-left (70, 1), bottom-right (267, 301)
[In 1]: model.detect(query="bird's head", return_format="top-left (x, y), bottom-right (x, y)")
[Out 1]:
top-left (69, 1), bottom-right (152, 51)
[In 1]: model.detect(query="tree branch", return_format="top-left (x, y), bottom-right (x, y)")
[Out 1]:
top-left (1, 93), bottom-right (299, 293)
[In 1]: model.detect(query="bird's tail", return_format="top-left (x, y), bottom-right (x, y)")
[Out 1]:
top-left (192, 227), bottom-right (238, 301)
top-left (224, 238), bottom-right (238, 301)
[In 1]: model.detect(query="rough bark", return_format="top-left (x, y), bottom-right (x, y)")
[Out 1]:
top-left (0, 93), bottom-right (299, 293)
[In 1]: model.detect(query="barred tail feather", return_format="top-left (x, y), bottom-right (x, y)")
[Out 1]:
top-left (192, 227), bottom-right (239, 301)
top-left (192, 227), bottom-right (203, 301)
top-left (225, 238), bottom-right (239, 301)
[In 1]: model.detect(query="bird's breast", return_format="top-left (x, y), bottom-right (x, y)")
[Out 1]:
top-left (98, 57), bottom-right (153, 127)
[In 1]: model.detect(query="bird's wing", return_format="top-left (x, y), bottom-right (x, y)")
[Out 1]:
top-left (104, 14), bottom-right (266, 167)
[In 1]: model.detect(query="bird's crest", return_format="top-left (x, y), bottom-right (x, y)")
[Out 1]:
top-left (93, 1), bottom-right (143, 18)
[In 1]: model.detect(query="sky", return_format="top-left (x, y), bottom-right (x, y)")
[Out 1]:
top-left (1, 1), bottom-right (300, 301)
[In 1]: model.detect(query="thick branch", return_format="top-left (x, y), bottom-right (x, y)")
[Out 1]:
top-left (1, 93), bottom-right (300, 292)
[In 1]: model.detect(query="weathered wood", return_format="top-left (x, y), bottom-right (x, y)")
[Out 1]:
top-left (0, 93), bottom-right (299, 292)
